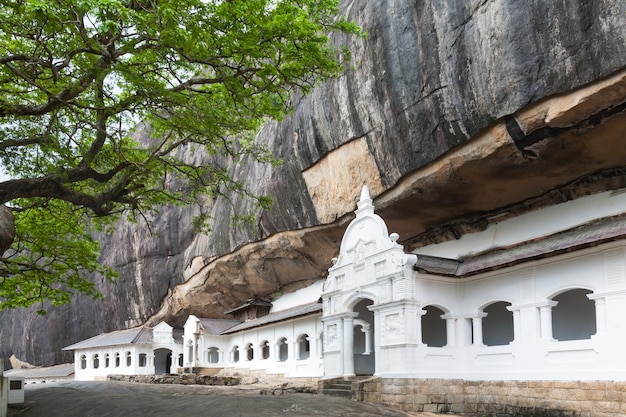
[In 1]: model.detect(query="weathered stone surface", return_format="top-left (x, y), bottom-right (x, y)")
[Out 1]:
top-left (2, 0), bottom-right (626, 367)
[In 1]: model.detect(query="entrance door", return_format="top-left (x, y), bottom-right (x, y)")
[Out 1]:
top-left (154, 348), bottom-right (173, 374)
top-left (353, 299), bottom-right (375, 375)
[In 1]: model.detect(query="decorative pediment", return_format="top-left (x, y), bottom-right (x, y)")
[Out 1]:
top-left (331, 186), bottom-right (401, 269)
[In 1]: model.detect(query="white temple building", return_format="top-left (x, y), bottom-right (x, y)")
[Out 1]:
top-left (63, 322), bottom-right (184, 381)
top-left (65, 186), bottom-right (626, 384)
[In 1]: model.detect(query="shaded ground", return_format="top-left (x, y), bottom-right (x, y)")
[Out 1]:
top-left (8, 380), bottom-right (414, 417)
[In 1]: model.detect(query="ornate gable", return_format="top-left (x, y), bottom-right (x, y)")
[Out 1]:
top-left (323, 186), bottom-right (416, 308)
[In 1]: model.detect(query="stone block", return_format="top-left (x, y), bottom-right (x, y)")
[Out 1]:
top-left (380, 393), bottom-right (395, 404)
top-left (554, 381), bottom-right (580, 389)
top-left (364, 392), bottom-right (380, 403)
top-left (411, 394), bottom-right (429, 404)
top-left (608, 381), bottom-right (626, 392)
top-left (382, 384), bottom-right (403, 395)
top-left (595, 401), bottom-right (620, 413)
top-left (429, 394), bottom-right (446, 404)
top-left (583, 380), bottom-right (607, 390)
top-left (585, 389), bottom-right (606, 401)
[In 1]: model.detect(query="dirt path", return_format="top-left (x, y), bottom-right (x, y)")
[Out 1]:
top-left (8, 380), bottom-right (415, 417)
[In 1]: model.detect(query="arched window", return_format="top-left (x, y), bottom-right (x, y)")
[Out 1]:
top-left (297, 334), bottom-right (310, 360)
top-left (245, 343), bottom-right (254, 361)
top-left (104, 353), bottom-right (110, 368)
top-left (552, 289), bottom-right (596, 341)
top-left (482, 301), bottom-right (514, 346)
top-left (260, 341), bottom-right (270, 360)
top-left (80, 355), bottom-right (87, 370)
top-left (277, 337), bottom-right (288, 362)
top-left (92, 354), bottom-right (100, 369)
top-left (138, 353), bottom-right (147, 367)
top-left (115, 352), bottom-right (120, 367)
top-left (232, 346), bottom-right (239, 363)
top-left (421, 305), bottom-right (447, 347)
top-left (207, 347), bottom-right (219, 364)
top-left (126, 351), bottom-right (132, 367)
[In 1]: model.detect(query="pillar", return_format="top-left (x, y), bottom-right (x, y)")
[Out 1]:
top-left (444, 317), bottom-right (457, 347)
top-left (472, 313), bottom-right (487, 346)
top-left (317, 333), bottom-right (323, 358)
top-left (361, 327), bottom-right (372, 355)
top-left (588, 294), bottom-right (607, 335)
top-left (343, 314), bottom-right (356, 377)
top-left (539, 301), bottom-right (558, 341)
top-left (507, 307), bottom-right (521, 343)
top-left (457, 318), bottom-right (472, 346)
top-left (342, 315), bottom-right (355, 376)
top-left (416, 310), bottom-right (426, 345)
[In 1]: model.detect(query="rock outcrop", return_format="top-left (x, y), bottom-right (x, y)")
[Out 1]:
top-left (1, 0), bottom-right (626, 367)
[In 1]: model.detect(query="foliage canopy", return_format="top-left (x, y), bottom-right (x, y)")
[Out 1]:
top-left (0, 0), bottom-right (360, 310)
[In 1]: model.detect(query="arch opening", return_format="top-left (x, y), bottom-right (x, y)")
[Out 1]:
top-left (422, 305), bottom-right (447, 347)
top-left (353, 299), bottom-right (375, 376)
top-left (483, 301), bottom-right (514, 346)
top-left (154, 348), bottom-right (173, 374)
top-left (552, 289), bottom-right (596, 341)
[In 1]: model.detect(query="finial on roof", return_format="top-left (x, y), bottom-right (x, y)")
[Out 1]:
top-left (360, 185), bottom-right (370, 201)
top-left (356, 185), bottom-right (374, 217)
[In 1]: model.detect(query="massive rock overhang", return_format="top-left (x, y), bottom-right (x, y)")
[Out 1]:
top-left (148, 68), bottom-right (626, 327)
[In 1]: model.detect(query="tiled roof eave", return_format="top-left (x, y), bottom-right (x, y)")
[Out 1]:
top-left (221, 302), bottom-right (322, 334)
top-left (414, 214), bottom-right (626, 278)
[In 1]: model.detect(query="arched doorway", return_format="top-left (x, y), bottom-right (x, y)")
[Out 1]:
top-left (154, 348), bottom-right (173, 375)
top-left (353, 299), bottom-right (375, 375)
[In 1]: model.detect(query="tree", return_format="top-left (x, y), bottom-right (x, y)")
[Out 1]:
top-left (0, 0), bottom-right (360, 311)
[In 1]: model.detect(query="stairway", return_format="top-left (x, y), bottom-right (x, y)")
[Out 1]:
top-left (321, 379), bottom-right (354, 399)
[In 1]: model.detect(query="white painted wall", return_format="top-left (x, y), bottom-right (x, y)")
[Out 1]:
top-left (192, 315), bottom-right (323, 378)
top-left (321, 186), bottom-right (626, 381)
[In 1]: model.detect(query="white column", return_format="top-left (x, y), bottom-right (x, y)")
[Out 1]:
top-left (416, 310), bottom-right (426, 345)
top-left (317, 333), bottom-right (323, 358)
top-left (362, 327), bottom-right (372, 355)
top-left (457, 318), bottom-right (472, 346)
top-left (507, 307), bottom-right (521, 343)
top-left (472, 313), bottom-right (487, 346)
top-left (443, 317), bottom-right (457, 347)
top-left (193, 334), bottom-right (200, 367)
top-left (343, 315), bottom-right (356, 377)
top-left (539, 301), bottom-right (558, 341)
top-left (295, 338), bottom-right (301, 360)
top-left (588, 294), bottom-right (607, 335)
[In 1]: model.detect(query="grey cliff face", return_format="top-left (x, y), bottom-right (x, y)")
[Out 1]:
top-left (2, 0), bottom-right (626, 367)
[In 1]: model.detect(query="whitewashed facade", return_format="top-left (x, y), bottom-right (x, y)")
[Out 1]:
top-left (63, 322), bottom-right (184, 381)
top-left (65, 186), bottom-right (626, 383)
top-left (183, 282), bottom-right (324, 378)
top-left (321, 186), bottom-right (626, 381)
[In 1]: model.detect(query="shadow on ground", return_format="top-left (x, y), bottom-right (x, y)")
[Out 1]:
top-left (8, 380), bottom-right (412, 417)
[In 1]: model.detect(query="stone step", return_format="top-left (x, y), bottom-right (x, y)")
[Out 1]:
top-left (327, 380), bottom-right (352, 388)
top-left (325, 384), bottom-right (352, 391)
top-left (321, 388), bottom-right (352, 399)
